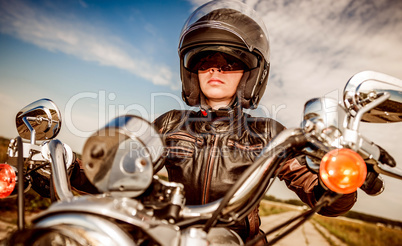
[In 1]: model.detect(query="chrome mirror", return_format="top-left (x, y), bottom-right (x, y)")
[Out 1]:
top-left (343, 71), bottom-right (402, 123)
top-left (16, 99), bottom-right (62, 144)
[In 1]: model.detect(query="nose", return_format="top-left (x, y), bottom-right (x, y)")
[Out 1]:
top-left (209, 67), bottom-right (222, 73)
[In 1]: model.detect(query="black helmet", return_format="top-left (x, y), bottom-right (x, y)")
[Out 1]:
top-left (179, 0), bottom-right (270, 109)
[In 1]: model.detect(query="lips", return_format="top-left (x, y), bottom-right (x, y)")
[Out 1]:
top-left (208, 78), bottom-right (224, 85)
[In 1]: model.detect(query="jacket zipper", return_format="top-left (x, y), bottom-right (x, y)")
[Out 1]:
top-left (202, 134), bottom-right (219, 204)
top-left (227, 139), bottom-right (263, 151)
top-left (166, 132), bottom-right (204, 147)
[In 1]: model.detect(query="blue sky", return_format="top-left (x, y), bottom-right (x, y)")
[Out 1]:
top-left (1, 0), bottom-right (402, 221)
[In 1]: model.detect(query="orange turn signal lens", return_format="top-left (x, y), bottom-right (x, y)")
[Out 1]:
top-left (320, 149), bottom-right (367, 194)
top-left (0, 163), bottom-right (16, 198)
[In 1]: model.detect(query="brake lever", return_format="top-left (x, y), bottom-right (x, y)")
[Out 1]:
top-left (363, 143), bottom-right (402, 180)
top-left (378, 145), bottom-right (396, 167)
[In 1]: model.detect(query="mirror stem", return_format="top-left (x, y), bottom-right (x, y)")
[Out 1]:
top-left (22, 117), bottom-right (36, 144)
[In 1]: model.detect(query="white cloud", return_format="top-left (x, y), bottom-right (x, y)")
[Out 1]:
top-left (187, 0), bottom-right (210, 10)
top-left (254, 0), bottom-right (402, 123)
top-left (0, 0), bottom-right (179, 89)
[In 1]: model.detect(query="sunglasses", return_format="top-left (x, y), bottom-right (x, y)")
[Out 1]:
top-left (193, 52), bottom-right (246, 72)
top-left (184, 46), bottom-right (259, 73)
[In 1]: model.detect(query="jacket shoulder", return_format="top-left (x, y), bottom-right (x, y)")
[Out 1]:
top-left (153, 110), bottom-right (195, 134)
top-left (244, 113), bottom-right (286, 140)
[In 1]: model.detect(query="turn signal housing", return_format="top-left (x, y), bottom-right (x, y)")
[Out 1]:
top-left (0, 163), bottom-right (16, 198)
top-left (320, 149), bottom-right (367, 194)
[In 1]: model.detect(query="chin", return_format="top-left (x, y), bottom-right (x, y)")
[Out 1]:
top-left (204, 92), bottom-right (228, 100)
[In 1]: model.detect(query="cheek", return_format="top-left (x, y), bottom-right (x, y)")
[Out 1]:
top-left (228, 74), bottom-right (243, 90)
top-left (198, 73), bottom-right (208, 85)
top-left (198, 73), bottom-right (211, 92)
top-left (233, 74), bottom-right (243, 85)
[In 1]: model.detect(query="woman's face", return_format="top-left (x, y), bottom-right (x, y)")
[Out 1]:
top-left (195, 52), bottom-right (245, 107)
top-left (198, 68), bottom-right (243, 104)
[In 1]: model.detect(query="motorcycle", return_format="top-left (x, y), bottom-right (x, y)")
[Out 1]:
top-left (0, 70), bottom-right (401, 245)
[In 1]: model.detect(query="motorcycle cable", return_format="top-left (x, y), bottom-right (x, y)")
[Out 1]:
top-left (203, 134), bottom-right (307, 233)
top-left (233, 139), bottom-right (314, 228)
top-left (202, 142), bottom-right (289, 232)
top-left (25, 163), bottom-right (49, 175)
top-left (231, 149), bottom-right (293, 223)
top-left (231, 134), bottom-right (310, 223)
top-left (245, 191), bottom-right (342, 246)
top-left (175, 216), bottom-right (213, 228)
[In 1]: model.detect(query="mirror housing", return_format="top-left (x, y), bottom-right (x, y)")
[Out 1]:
top-left (16, 99), bottom-right (62, 143)
top-left (343, 71), bottom-right (402, 123)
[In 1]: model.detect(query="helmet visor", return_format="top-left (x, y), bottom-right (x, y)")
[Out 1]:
top-left (184, 46), bottom-right (259, 73)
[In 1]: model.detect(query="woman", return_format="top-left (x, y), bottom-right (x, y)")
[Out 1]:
top-left (153, 0), bottom-right (356, 243)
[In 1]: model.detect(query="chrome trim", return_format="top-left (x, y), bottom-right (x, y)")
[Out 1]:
top-left (16, 98), bottom-right (62, 141)
top-left (82, 115), bottom-right (163, 196)
top-left (33, 195), bottom-right (181, 246)
top-left (302, 97), bottom-right (347, 148)
top-left (343, 71), bottom-right (402, 123)
top-left (22, 116), bottom-right (36, 144)
top-left (351, 92), bottom-right (390, 131)
top-left (47, 139), bottom-right (74, 201)
top-left (35, 213), bottom-right (136, 246)
top-left (374, 162), bottom-right (402, 180)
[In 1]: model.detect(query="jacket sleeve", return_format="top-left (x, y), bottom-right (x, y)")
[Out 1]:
top-left (153, 111), bottom-right (173, 133)
top-left (277, 157), bottom-right (357, 217)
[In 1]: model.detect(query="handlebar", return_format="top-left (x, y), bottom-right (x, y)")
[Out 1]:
top-left (46, 139), bottom-right (74, 201)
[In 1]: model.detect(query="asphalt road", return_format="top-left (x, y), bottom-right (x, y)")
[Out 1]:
top-left (260, 211), bottom-right (346, 246)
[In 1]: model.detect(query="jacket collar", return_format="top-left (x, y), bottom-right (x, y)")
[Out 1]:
top-left (199, 94), bottom-right (242, 119)
top-left (197, 95), bottom-right (244, 135)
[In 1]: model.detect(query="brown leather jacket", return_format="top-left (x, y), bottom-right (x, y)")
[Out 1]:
top-left (153, 107), bottom-right (356, 241)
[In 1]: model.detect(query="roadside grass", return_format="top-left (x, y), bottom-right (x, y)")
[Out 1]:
top-left (258, 200), bottom-right (298, 216)
top-left (313, 214), bottom-right (402, 246)
top-left (311, 220), bottom-right (342, 246)
top-left (0, 189), bottom-right (50, 226)
top-left (259, 200), bottom-right (402, 246)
